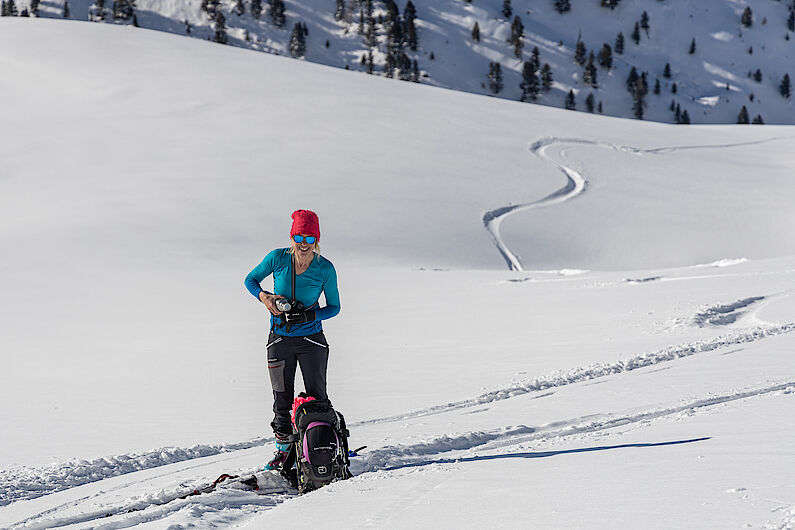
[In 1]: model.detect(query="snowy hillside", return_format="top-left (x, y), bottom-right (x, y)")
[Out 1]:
top-left (15, 0), bottom-right (795, 124)
top-left (2, 16), bottom-right (795, 529)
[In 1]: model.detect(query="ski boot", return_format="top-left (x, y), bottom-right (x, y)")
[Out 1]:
top-left (264, 440), bottom-right (291, 471)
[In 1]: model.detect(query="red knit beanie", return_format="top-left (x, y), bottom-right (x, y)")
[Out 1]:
top-left (290, 209), bottom-right (320, 238)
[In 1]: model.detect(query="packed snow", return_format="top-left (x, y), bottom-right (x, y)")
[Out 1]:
top-left (1, 17), bottom-right (794, 529)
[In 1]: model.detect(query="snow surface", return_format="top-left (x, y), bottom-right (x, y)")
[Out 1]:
top-left (1, 17), bottom-right (795, 529)
top-left (26, 0), bottom-right (795, 124)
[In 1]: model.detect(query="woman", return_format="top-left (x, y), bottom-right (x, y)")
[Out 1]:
top-left (244, 209), bottom-right (341, 470)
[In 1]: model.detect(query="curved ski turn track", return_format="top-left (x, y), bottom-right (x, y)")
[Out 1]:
top-left (3, 137), bottom-right (795, 529)
top-left (483, 137), bottom-right (784, 271)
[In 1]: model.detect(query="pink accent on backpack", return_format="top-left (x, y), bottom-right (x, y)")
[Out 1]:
top-left (291, 395), bottom-right (317, 427)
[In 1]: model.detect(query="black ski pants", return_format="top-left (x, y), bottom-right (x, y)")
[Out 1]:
top-left (266, 331), bottom-right (329, 437)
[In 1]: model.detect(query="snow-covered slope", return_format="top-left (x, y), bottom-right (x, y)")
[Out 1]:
top-left (23, 0), bottom-right (795, 124)
top-left (1, 17), bottom-right (795, 529)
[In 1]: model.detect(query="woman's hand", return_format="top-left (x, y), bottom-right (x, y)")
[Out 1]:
top-left (259, 292), bottom-right (285, 316)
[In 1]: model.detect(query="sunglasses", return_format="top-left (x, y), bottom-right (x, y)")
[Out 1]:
top-left (293, 235), bottom-right (316, 244)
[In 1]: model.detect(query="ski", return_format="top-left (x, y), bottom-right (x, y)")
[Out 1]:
top-left (100, 471), bottom-right (291, 519)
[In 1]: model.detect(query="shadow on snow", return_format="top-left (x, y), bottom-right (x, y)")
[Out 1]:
top-left (383, 437), bottom-right (711, 471)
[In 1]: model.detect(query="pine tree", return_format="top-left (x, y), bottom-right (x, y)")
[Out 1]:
top-left (289, 22), bottom-right (307, 56)
top-left (788, 10), bottom-right (795, 32)
top-left (614, 32), bottom-right (624, 55)
top-left (780, 73), bottom-right (792, 98)
top-left (205, 0), bottom-right (220, 19)
top-left (411, 59), bottom-right (420, 83)
top-left (531, 46), bottom-right (540, 69)
top-left (737, 106), bottom-right (750, 124)
top-left (631, 22), bottom-right (640, 44)
top-left (502, 0), bottom-right (511, 18)
top-left (488, 62), bottom-right (504, 94)
top-left (472, 21), bottom-right (480, 42)
top-left (397, 51), bottom-right (412, 81)
top-left (384, 51), bottom-right (396, 78)
top-left (364, 11), bottom-right (376, 47)
top-left (212, 11), bottom-right (228, 43)
top-left (585, 92), bottom-right (595, 112)
top-left (30, 0), bottom-right (39, 16)
top-left (654, 78), bottom-right (660, 94)
top-left (681, 110), bottom-right (691, 124)
top-left (405, 1), bottom-right (416, 24)
top-left (753, 69), bottom-right (762, 83)
top-left (510, 15), bottom-right (524, 58)
top-left (632, 78), bottom-right (645, 119)
top-left (93, 0), bottom-right (105, 21)
top-left (583, 51), bottom-right (598, 87)
top-left (663, 62), bottom-right (671, 78)
top-left (520, 60), bottom-right (540, 102)
top-left (269, 0), bottom-right (285, 27)
top-left (112, 0), bottom-right (135, 21)
top-left (752, 114), bottom-right (764, 124)
top-left (2, 0), bottom-right (9, 15)
top-left (406, 18), bottom-right (418, 50)
top-left (672, 82), bottom-right (677, 94)
top-left (601, 0), bottom-right (621, 10)
top-left (541, 63), bottom-right (553, 91)
top-left (626, 66), bottom-right (639, 93)
top-left (640, 11), bottom-right (649, 35)
top-left (574, 39), bottom-right (586, 66)
top-left (688, 37), bottom-right (696, 55)
top-left (367, 49), bottom-right (374, 74)
top-left (233, 0), bottom-right (244, 16)
top-left (335, 0), bottom-right (344, 21)
top-left (598, 43), bottom-right (612, 69)
top-left (565, 90), bottom-right (576, 110)
top-left (554, 0), bottom-right (570, 14)
top-left (741, 6), bottom-right (752, 27)
top-left (62, 0), bottom-right (69, 17)
top-left (7, 0), bottom-right (17, 15)
top-left (385, 0), bottom-right (402, 54)
top-left (598, 101), bottom-right (603, 113)
top-left (251, 0), bottom-right (261, 19)
top-left (674, 104), bottom-right (681, 123)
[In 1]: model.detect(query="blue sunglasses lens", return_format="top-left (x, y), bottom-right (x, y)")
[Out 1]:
top-left (294, 235), bottom-right (316, 244)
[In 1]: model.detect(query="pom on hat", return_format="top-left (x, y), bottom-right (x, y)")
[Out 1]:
top-left (290, 209), bottom-right (320, 238)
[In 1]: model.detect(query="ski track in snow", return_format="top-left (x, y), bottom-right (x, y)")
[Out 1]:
top-left (357, 381), bottom-right (795, 473)
top-left (483, 137), bottom-right (785, 271)
top-left (3, 321), bottom-right (794, 512)
top-left (692, 296), bottom-right (767, 327)
top-left (357, 322), bottom-right (795, 426)
top-left (14, 470), bottom-right (294, 530)
top-left (10, 381), bottom-right (795, 530)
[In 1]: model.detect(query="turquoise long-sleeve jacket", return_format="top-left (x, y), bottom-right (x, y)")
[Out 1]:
top-left (245, 248), bottom-right (340, 336)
